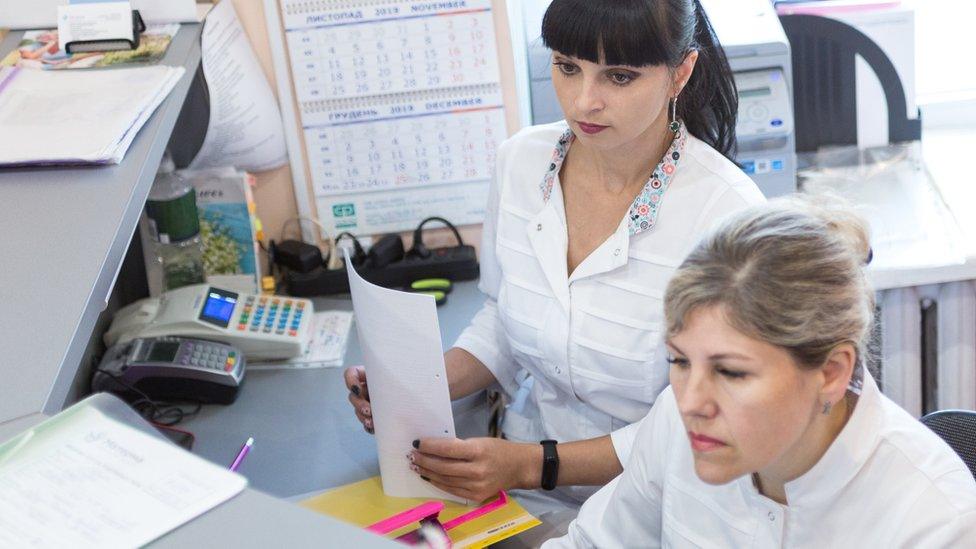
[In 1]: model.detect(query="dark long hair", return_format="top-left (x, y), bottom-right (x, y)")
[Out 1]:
top-left (541, 0), bottom-right (738, 160)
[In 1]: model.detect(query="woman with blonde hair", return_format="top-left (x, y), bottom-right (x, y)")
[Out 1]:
top-left (546, 198), bottom-right (976, 547)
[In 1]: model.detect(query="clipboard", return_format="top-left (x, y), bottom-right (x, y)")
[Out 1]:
top-left (65, 9), bottom-right (146, 54)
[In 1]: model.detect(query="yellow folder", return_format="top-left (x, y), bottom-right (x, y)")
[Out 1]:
top-left (300, 477), bottom-right (541, 547)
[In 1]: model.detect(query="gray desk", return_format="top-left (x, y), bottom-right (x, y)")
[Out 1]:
top-left (0, 26), bottom-right (202, 426)
top-left (1, 283), bottom-right (487, 547)
top-left (179, 282), bottom-right (488, 498)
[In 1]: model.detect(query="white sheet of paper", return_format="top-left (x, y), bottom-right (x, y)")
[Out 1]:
top-left (0, 402), bottom-right (246, 548)
top-left (188, 0), bottom-right (288, 172)
top-left (57, 2), bottom-right (134, 52)
top-left (345, 250), bottom-right (463, 503)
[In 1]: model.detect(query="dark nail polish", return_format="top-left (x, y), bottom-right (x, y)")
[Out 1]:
top-left (412, 439), bottom-right (420, 449)
top-left (351, 385), bottom-right (360, 396)
top-left (420, 475), bottom-right (430, 482)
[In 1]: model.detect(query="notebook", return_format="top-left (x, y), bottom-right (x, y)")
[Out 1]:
top-left (0, 64), bottom-right (183, 166)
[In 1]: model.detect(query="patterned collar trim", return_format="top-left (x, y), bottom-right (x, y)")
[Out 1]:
top-left (539, 121), bottom-right (688, 236)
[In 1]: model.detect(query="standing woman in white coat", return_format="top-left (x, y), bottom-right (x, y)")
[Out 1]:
top-left (345, 0), bottom-right (764, 509)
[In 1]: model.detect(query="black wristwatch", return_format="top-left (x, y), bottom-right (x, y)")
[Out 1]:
top-left (540, 439), bottom-right (559, 491)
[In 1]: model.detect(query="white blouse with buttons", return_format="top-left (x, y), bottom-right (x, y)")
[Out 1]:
top-left (454, 120), bottom-right (765, 490)
top-left (544, 372), bottom-right (976, 548)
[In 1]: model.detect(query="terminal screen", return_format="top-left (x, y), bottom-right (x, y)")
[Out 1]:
top-left (198, 288), bottom-right (239, 328)
top-left (147, 341), bottom-right (181, 362)
top-left (740, 86), bottom-right (772, 99)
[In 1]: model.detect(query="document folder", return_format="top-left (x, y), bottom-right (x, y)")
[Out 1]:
top-left (301, 476), bottom-right (540, 548)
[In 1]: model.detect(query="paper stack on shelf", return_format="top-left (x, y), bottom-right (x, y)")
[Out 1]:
top-left (0, 64), bottom-right (184, 166)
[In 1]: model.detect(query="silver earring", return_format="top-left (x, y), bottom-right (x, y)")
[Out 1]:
top-left (822, 400), bottom-right (832, 415)
top-left (668, 96), bottom-right (680, 133)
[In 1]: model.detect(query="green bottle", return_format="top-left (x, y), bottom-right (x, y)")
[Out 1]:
top-left (145, 153), bottom-right (206, 291)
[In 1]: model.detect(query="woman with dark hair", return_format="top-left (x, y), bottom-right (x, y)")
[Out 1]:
top-left (346, 0), bottom-right (763, 518)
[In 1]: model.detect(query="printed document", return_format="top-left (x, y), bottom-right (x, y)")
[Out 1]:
top-left (0, 399), bottom-right (247, 548)
top-left (0, 64), bottom-right (184, 166)
top-left (188, 0), bottom-right (287, 172)
top-left (345, 250), bottom-right (464, 503)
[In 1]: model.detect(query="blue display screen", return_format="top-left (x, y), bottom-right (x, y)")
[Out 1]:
top-left (198, 288), bottom-right (239, 328)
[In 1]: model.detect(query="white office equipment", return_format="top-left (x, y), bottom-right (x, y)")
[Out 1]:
top-left (704, 0), bottom-right (797, 197)
top-left (0, 65), bottom-right (184, 166)
top-left (0, 0), bottom-right (197, 29)
top-left (516, 0), bottom-right (797, 197)
top-left (105, 284), bottom-right (314, 360)
top-left (0, 393), bottom-right (247, 548)
top-left (56, 1), bottom-right (135, 53)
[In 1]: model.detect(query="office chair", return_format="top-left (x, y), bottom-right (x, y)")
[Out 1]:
top-left (779, 14), bottom-right (921, 152)
top-left (920, 409), bottom-right (976, 480)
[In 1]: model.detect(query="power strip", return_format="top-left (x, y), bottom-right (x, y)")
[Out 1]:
top-left (284, 244), bottom-right (479, 296)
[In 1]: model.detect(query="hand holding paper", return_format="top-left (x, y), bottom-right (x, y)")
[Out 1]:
top-left (345, 250), bottom-right (464, 503)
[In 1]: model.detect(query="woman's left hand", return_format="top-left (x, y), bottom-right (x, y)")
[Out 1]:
top-left (409, 437), bottom-right (539, 503)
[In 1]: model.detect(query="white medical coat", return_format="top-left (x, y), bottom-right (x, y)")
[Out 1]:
top-left (545, 372), bottom-right (976, 547)
top-left (454, 121), bottom-right (765, 500)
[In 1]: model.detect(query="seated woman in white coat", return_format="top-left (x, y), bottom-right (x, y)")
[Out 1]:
top-left (345, 0), bottom-right (764, 516)
top-left (547, 199), bottom-right (976, 547)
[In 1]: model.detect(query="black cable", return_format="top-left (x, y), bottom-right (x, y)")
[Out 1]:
top-left (414, 216), bottom-right (464, 246)
top-left (94, 367), bottom-right (203, 426)
top-left (334, 231), bottom-right (367, 263)
top-left (409, 216), bottom-right (464, 259)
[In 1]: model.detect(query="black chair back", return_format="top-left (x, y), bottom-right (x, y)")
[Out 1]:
top-left (779, 14), bottom-right (921, 152)
top-left (920, 409), bottom-right (976, 480)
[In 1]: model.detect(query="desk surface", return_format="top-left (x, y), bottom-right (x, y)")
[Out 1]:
top-left (0, 282), bottom-right (486, 545)
top-left (0, 26), bottom-right (202, 426)
top-left (179, 281), bottom-right (488, 498)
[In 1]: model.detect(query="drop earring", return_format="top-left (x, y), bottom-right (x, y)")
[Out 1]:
top-left (668, 96), bottom-right (680, 133)
top-left (822, 400), bottom-right (833, 415)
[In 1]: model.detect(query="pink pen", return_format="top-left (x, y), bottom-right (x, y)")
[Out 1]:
top-left (229, 437), bottom-right (253, 471)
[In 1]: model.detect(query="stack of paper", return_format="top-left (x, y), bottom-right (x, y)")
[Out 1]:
top-left (0, 64), bottom-right (184, 166)
top-left (0, 393), bottom-right (247, 547)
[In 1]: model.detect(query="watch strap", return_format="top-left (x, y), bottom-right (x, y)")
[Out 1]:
top-left (540, 439), bottom-right (559, 491)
